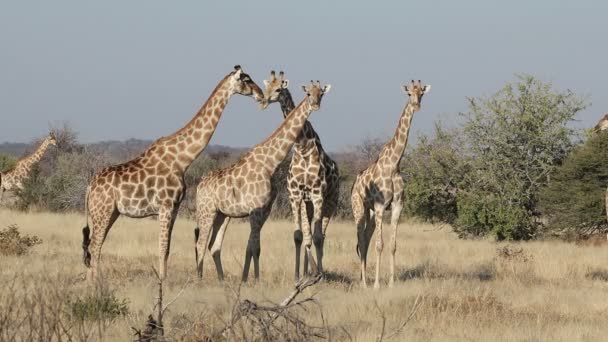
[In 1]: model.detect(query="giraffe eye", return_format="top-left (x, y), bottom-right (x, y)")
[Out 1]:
top-left (275, 89), bottom-right (280, 93)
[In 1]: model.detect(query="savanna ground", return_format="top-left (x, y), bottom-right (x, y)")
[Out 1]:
top-left (1, 208), bottom-right (608, 341)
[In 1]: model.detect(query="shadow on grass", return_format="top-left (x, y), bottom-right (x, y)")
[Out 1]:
top-left (323, 270), bottom-right (355, 285)
top-left (398, 261), bottom-right (494, 282)
top-left (586, 269), bottom-right (608, 282)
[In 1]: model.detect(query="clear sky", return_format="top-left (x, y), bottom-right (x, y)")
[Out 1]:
top-left (0, 1), bottom-right (605, 151)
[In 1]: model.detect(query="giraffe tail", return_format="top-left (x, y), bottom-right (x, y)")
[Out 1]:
top-left (82, 185), bottom-right (92, 267)
top-left (194, 227), bottom-right (200, 271)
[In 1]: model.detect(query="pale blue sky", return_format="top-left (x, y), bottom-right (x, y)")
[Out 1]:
top-left (0, 1), bottom-right (605, 151)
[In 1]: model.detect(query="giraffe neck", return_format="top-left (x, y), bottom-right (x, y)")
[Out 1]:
top-left (278, 89), bottom-right (318, 146)
top-left (145, 74), bottom-right (233, 173)
top-left (377, 102), bottom-right (418, 172)
top-left (251, 98), bottom-right (314, 173)
top-left (19, 138), bottom-right (53, 173)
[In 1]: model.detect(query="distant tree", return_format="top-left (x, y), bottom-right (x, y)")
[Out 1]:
top-left (455, 75), bottom-right (586, 239)
top-left (539, 131), bottom-right (608, 238)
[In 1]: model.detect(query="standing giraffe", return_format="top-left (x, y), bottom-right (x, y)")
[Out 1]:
top-left (351, 80), bottom-right (431, 289)
top-left (0, 133), bottom-right (57, 201)
top-left (82, 66), bottom-right (264, 281)
top-left (592, 113), bottom-right (608, 134)
top-left (260, 71), bottom-right (339, 280)
top-left (594, 113), bottom-right (608, 240)
top-left (194, 80), bottom-right (331, 282)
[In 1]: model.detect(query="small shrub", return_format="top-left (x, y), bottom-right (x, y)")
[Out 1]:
top-left (0, 224), bottom-right (42, 256)
top-left (585, 269), bottom-right (608, 282)
top-left (67, 290), bottom-right (129, 323)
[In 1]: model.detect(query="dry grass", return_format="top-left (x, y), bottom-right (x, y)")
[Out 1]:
top-left (1, 208), bottom-right (608, 341)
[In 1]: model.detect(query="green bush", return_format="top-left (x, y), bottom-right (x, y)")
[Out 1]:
top-left (0, 153), bottom-right (16, 172)
top-left (539, 131), bottom-right (608, 237)
top-left (67, 290), bottom-right (129, 323)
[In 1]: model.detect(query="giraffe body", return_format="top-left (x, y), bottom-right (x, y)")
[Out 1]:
top-left (82, 66), bottom-right (264, 281)
top-left (261, 71), bottom-right (339, 280)
top-left (0, 134), bottom-right (57, 201)
top-left (195, 80), bottom-right (332, 282)
top-left (351, 80), bottom-right (430, 289)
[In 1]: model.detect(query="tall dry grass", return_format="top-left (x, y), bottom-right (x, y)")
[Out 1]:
top-left (1, 208), bottom-right (608, 341)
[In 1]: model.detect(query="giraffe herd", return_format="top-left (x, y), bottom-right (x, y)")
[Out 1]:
top-left (2, 65), bottom-right (605, 289)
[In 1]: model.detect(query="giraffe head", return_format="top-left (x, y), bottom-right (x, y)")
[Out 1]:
top-left (259, 70), bottom-right (289, 110)
top-left (301, 80), bottom-right (331, 111)
top-left (47, 132), bottom-right (58, 146)
top-left (593, 113), bottom-right (608, 134)
top-left (401, 80), bottom-right (431, 108)
top-left (227, 65), bottom-right (264, 103)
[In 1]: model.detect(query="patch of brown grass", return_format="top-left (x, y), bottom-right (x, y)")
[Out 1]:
top-left (2, 208), bottom-right (608, 341)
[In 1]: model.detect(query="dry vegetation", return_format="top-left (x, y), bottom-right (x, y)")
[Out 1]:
top-left (1, 208), bottom-right (608, 341)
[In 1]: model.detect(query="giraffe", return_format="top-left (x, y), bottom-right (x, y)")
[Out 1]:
top-left (194, 80), bottom-right (331, 282)
top-left (593, 113), bottom-right (608, 134)
top-left (260, 71), bottom-right (340, 280)
top-left (0, 133), bottom-right (57, 202)
top-left (351, 80), bottom-right (431, 289)
top-left (594, 113), bottom-right (608, 240)
top-left (81, 65), bottom-right (264, 281)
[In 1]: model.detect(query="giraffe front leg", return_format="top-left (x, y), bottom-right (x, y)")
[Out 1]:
top-left (352, 192), bottom-right (368, 288)
top-left (158, 204), bottom-right (179, 280)
top-left (310, 195), bottom-right (324, 276)
top-left (290, 198), bottom-right (303, 282)
top-left (389, 200), bottom-right (403, 288)
top-left (373, 204), bottom-right (385, 289)
top-left (301, 201), bottom-right (313, 276)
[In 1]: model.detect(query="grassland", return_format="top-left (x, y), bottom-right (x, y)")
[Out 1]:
top-left (1, 208), bottom-right (608, 341)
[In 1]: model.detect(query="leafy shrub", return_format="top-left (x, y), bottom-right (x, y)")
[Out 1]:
top-left (67, 290), bottom-right (129, 323)
top-left (0, 224), bottom-right (42, 256)
top-left (539, 131), bottom-right (608, 238)
top-left (0, 153), bottom-right (16, 172)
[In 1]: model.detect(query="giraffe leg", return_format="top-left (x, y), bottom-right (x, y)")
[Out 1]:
top-left (290, 198), bottom-right (303, 282)
top-left (310, 195), bottom-right (324, 275)
top-left (210, 214), bottom-right (231, 281)
top-left (158, 204), bottom-right (179, 280)
top-left (301, 201), bottom-right (313, 276)
top-left (352, 192), bottom-right (368, 288)
top-left (86, 202), bottom-right (119, 283)
top-left (373, 204), bottom-right (385, 289)
top-left (195, 205), bottom-right (218, 279)
top-left (242, 207), bottom-right (271, 282)
top-left (389, 177), bottom-right (405, 288)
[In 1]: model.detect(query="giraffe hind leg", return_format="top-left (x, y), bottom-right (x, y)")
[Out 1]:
top-left (87, 204), bottom-right (119, 283)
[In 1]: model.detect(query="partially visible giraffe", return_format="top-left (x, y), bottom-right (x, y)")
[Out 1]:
top-left (194, 80), bottom-right (331, 282)
top-left (0, 133), bottom-right (57, 202)
top-left (351, 80), bottom-right (431, 289)
top-left (594, 113), bottom-right (608, 240)
top-left (261, 71), bottom-right (340, 280)
top-left (82, 66), bottom-right (264, 281)
top-left (593, 113), bottom-right (608, 134)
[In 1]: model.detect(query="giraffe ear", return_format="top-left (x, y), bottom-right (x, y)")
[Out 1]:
top-left (263, 79), bottom-right (270, 87)
top-left (323, 84), bottom-right (332, 94)
top-left (423, 84), bottom-right (431, 94)
top-left (281, 80), bottom-right (289, 88)
top-left (401, 85), bottom-right (409, 94)
top-left (233, 68), bottom-right (243, 80)
top-left (301, 85), bottom-right (308, 93)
